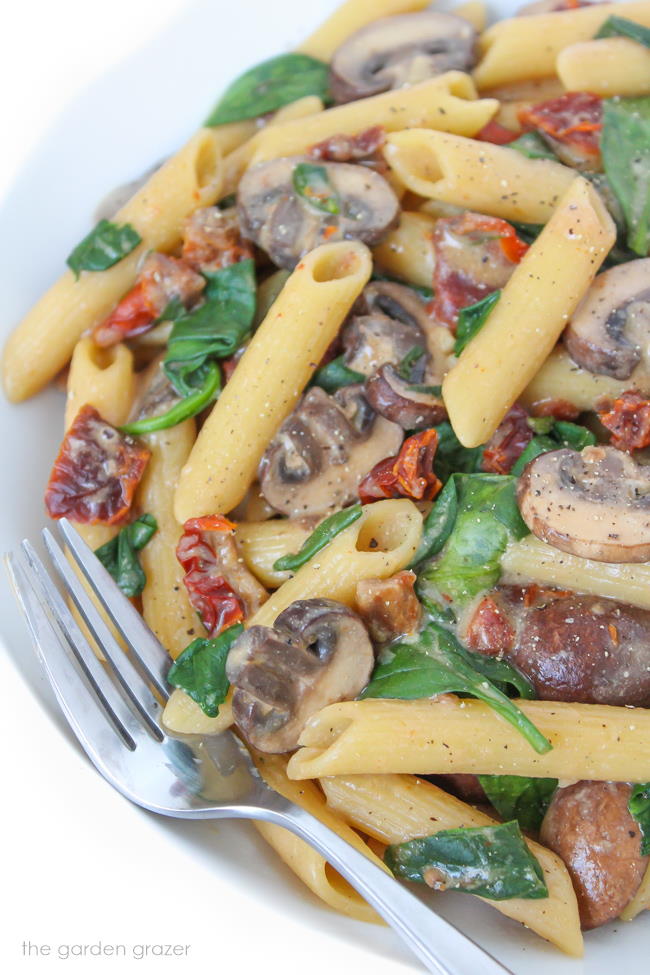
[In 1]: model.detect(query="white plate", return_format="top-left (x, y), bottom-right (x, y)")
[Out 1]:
top-left (1, 1), bottom-right (648, 972)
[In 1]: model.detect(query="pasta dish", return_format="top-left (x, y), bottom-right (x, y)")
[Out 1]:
top-left (7, 0), bottom-right (650, 958)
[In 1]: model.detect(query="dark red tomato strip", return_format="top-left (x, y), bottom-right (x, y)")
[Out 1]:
top-left (482, 404), bottom-right (534, 475)
top-left (598, 390), bottom-right (650, 452)
top-left (476, 120), bottom-right (518, 145)
top-left (465, 594), bottom-right (515, 657)
top-left (518, 92), bottom-right (602, 159)
top-left (176, 515), bottom-right (244, 636)
top-left (359, 429), bottom-right (442, 503)
top-left (45, 404), bottom-right (150, 524)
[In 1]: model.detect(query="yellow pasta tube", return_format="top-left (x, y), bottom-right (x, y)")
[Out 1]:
top-left (3, 129), bottom-right (223, 403)
top-left (253, 754), bottom-right (385, 924)
top-left (454, 1), bottom-right (487, 31)
top-left (557, 38), bottom-right (650, 97)
top-left (249, 74), bottom-right (499, 165)
top-left (372, 211), bottom-right (436, 288)
top-left (502, 535), bottom-right (650, 612)
top-left (162, 688), bottom-right (233, 736)
top-left (321, 774), bottom-right (583, 956)
top-left (383, 129), bottom-right (576, 223)
top-left (288, 697), bottom-right (650, 781)
top-left (442, 177), bottom-right (615, 447)
top-left (474, 1), bottom-right (650, 89)
top-left (138, 420), bottom-right (200, 661)
top-left (65, 338), bottom-right (136, 431)
top-left (235, 518), bottom-right (317, 588)
top-left (298, 0), bottom-right (431, 61)
top-left (174, 241), bottom-right (372, 522)
top-left (520, 346), bottom-right (649, 411)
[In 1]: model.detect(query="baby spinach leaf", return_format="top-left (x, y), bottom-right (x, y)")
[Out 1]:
top-left (601, 97), bottom-right (650, 256)
top-left (66, 219), bottom-right (141, 279)
top-left (510, 222), bottom-right (544, 246)
top-left (596, 15), bottom-right (650, 47)
top-left (417, 474), bottom-right (528, 606)
top-left (164, 258), bottom-right (256, 396)
top-left (94, 514), bottom-right (157, 598)
top-left (120, 361), bottom-right (221, 435)
top-left (478, 775), bottom-right (558, 832)
top-left (205, 53), bottom-right (330, 126)
top-left (508, 131), bottom-right (558, 161)
top-left (384, 821), bottom-right (548, 900)
top-left (629, 782), bottom-right (650, 854)
top-left (454, 291), bottom-right (500, 356)
top-left (511, 419), bottom-right (596, 475)
top-left (396, 346), bottom-right (426, 381)
top-left (167, 623), bottom-right (244, 717)
top-left (408, 474), bottom-right (459, 568)
top-left (432, 422), bottom-right (484, 484)
top-left (273, 505), bottom-right (362, 573)
top-left (311, 355), bottom-right (365, 393)
top-left (293, 163), bottom-right (341, 214)
top-left (371, 270), bottom-right (433, 301)
top-left (362, 621), bottom-right (550, 753)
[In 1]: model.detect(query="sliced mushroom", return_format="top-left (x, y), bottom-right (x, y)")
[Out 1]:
top-left (365, 364), bottom-right (446, 429)
top-left (517, 445), bottom-right (650, 562)
top-left (259, 385), bottom-right (403, 517)
top-left (237, 156), bottom-right (399, 269)
top-left (564, 259), bottom-right (650, 380)
top-left (342, 314), bottom-right (426, 377)
top-left (329, 12), bottom-right (477, 104)
top-left (129, 355), bottom-right (181, 422)
top-left (226, 598), bottom-right (374, 752)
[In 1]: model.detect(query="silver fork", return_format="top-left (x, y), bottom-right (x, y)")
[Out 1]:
top-left (6, 518), bottom-right (513, 975)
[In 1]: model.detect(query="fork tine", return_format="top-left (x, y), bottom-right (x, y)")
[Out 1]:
top-left (41, 529), bottom-right (164, 741)
top-left (57, 518), bottom-right (170, 700)
top-left (6, 550), bottom-right (139, 752)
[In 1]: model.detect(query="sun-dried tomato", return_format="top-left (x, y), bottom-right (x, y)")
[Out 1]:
top-left (598, 390), bottom-right (650, 452)
top-left (176, 515), bottom-right (245, 636)
top-left (431, 212), bottom-right (529, 331)
top-left (475, 120), bottom-right (518, 145)
top-left (182, 207), bottom-right (254, 273)
top-left (93, 253), bottom-right (205, 347)
top-left (45, 404), bottom-right (150, 524)
top-left (529, 398), bottom-right (580, 421)
top-left (482, 404), bottom-right (534, 474)
top-left (359, 429), bottom-right (442, 503)
top-left (518, 92), bottom-right (602, 165)
top-left (308, 126), bottom-right (386, 162)
top-left (465, 594), bottom-right (515, 657)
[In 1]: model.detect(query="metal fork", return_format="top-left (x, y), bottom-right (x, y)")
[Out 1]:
top-left (6, 518), bottom-right (513, 975)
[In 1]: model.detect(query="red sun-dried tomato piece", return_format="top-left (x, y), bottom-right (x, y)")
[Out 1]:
top-left (465, 594), bottom-right (515, 657)
top-left (308, 126), bottom-right (386, 162)
top-left (45, 404), bottom-right (150, 524)
top-left (359, 429), bottom-right (442, 503)
top-left (431, 212), bottom-right (529, 331)
top-left (93, 253), bottom-right (205, 347)
top-left (475, 120), bottom-right (518, 145)
top-left (598, 390), bottom-right (650, 452)
top-left (176, 515), bottom-right (245, 636)
top-left (482, 404), bottom-right (534, 474)
top-left (181, 207), bottom-right (254, 273)
top-left (529, 398), bottom-right (580, 421)
top-left (518, 92), bottom-right (602, 166)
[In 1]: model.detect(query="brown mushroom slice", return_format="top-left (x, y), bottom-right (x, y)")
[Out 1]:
top-left (365, 364), bottom-right (446, 429)
top-left (517, 445), bottom-right (650, 562)
top-left (329, 12), bottom-right (477, 104)
top-left (342, 313), bottom-right (426, 377)
top-left (237, 156), bottom-right (399, 269)
top-left (564, 259), bottom-right (650, 380)
top-left (259, 385), bottom-right (403, 517)
top-left (226, 598), bottom-right (374, 752)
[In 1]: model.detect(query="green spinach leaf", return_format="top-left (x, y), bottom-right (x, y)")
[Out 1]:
top-left (478, 775), bottom-right (558, 832)
top-left (67, 219), bottom-right (141, 279)
top-left (601, 97), bottom-right (650, 256)
top-left (408, 473), bottom-right (459, 568)
top-left (454, 291), bottom-right (500, 356)
top-left (596, 15), bottom-right (650, 47)
top-left (273, 505), bottom-right (362, 572)
top-left (167, 623), bottom-right (244, 717)
top-left (508, 131), bottom-right (558, 161)
top-left (511, 419), bottom-right (596, 475)
top-left (120, 361), bottom-right (221, 435)
top-left (433, 422), bottom-right (484, 484)
top-left (629, 782), bottom-right (650, 854)
top-left (293, 163), bottom-right (341, 214)
top-left (384, 821), bottom-right (548, 900)
top-left (94, 514), bottom-right (157, 598)
top-left (311, 354), bottom-right (365, 393)
top-left (362, 621), bottom-right (550, 753)
top-left (205, 53), bottom-right (330, 126)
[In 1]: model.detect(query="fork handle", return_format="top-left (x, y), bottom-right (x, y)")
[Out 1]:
top-left (270, 803), bottom-right (514, 975)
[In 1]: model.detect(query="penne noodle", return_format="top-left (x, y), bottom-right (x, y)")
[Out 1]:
top-left (298, 0), bottom-right (431, 61)
top-left (64, 338), bottom-right (136, 432)
top-left (287, 696), bottom-right (650, 782)
top-left (321, 773), bottom-right (583, 956)
top-left (454, 0), bottom-right (487, 31)
top-left (520, 345), bottom-right (650, 411)
top-left (371, 211), bottom-right (436, 289)
top-left (174, 241), bottom-right (373, 522)
top-left (442, 177), bottom-right (615, 447)
top-left (235, 518), bottom-right (317, 588)
top-left (557, 38), bottom-right (650, 98)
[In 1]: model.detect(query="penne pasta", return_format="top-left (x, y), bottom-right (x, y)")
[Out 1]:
top-left (454, 0), bottom-right (487, 31)
top-left (520, 345), bottom-right (649, 411)
top-left (557, 38), bottom-right (650, 98)
top-left (442, 177), bottom-right (615, 447)
top-left (298, 0), bottom-right (431, 61)
top-left (235, 518), bottom-right (317, 588)
top-left (287, 696), bottom-right (650, 782)
top-left (321, 773), bottom-right (583, 956)
top-left (371, 211), bottom-right (436, 289)
top-left (174, 241), bottom-right (373, 522)
top-left (64, 338), bottom-right (136, 432)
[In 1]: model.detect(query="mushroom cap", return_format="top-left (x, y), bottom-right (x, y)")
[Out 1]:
top-left (517, 445), bottom-right (650, 563)
top-left (226, 598), bottom-right (374, 752)
top-left (365, 364), bottom-right (446, 429)
top-left (259, 385), bottom-right (403, 517)
top-left (329, 12), bottom-right (477, 104)
top-left (237, 156), bottom-right (399, 269)
top-left (342, 313), bottom-right (426, 377)
top-left (564, 259), bottom-right (650, 380)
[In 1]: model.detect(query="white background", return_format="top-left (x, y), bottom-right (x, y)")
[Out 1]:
top-left (1, 1), bottom-right (648, 974)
